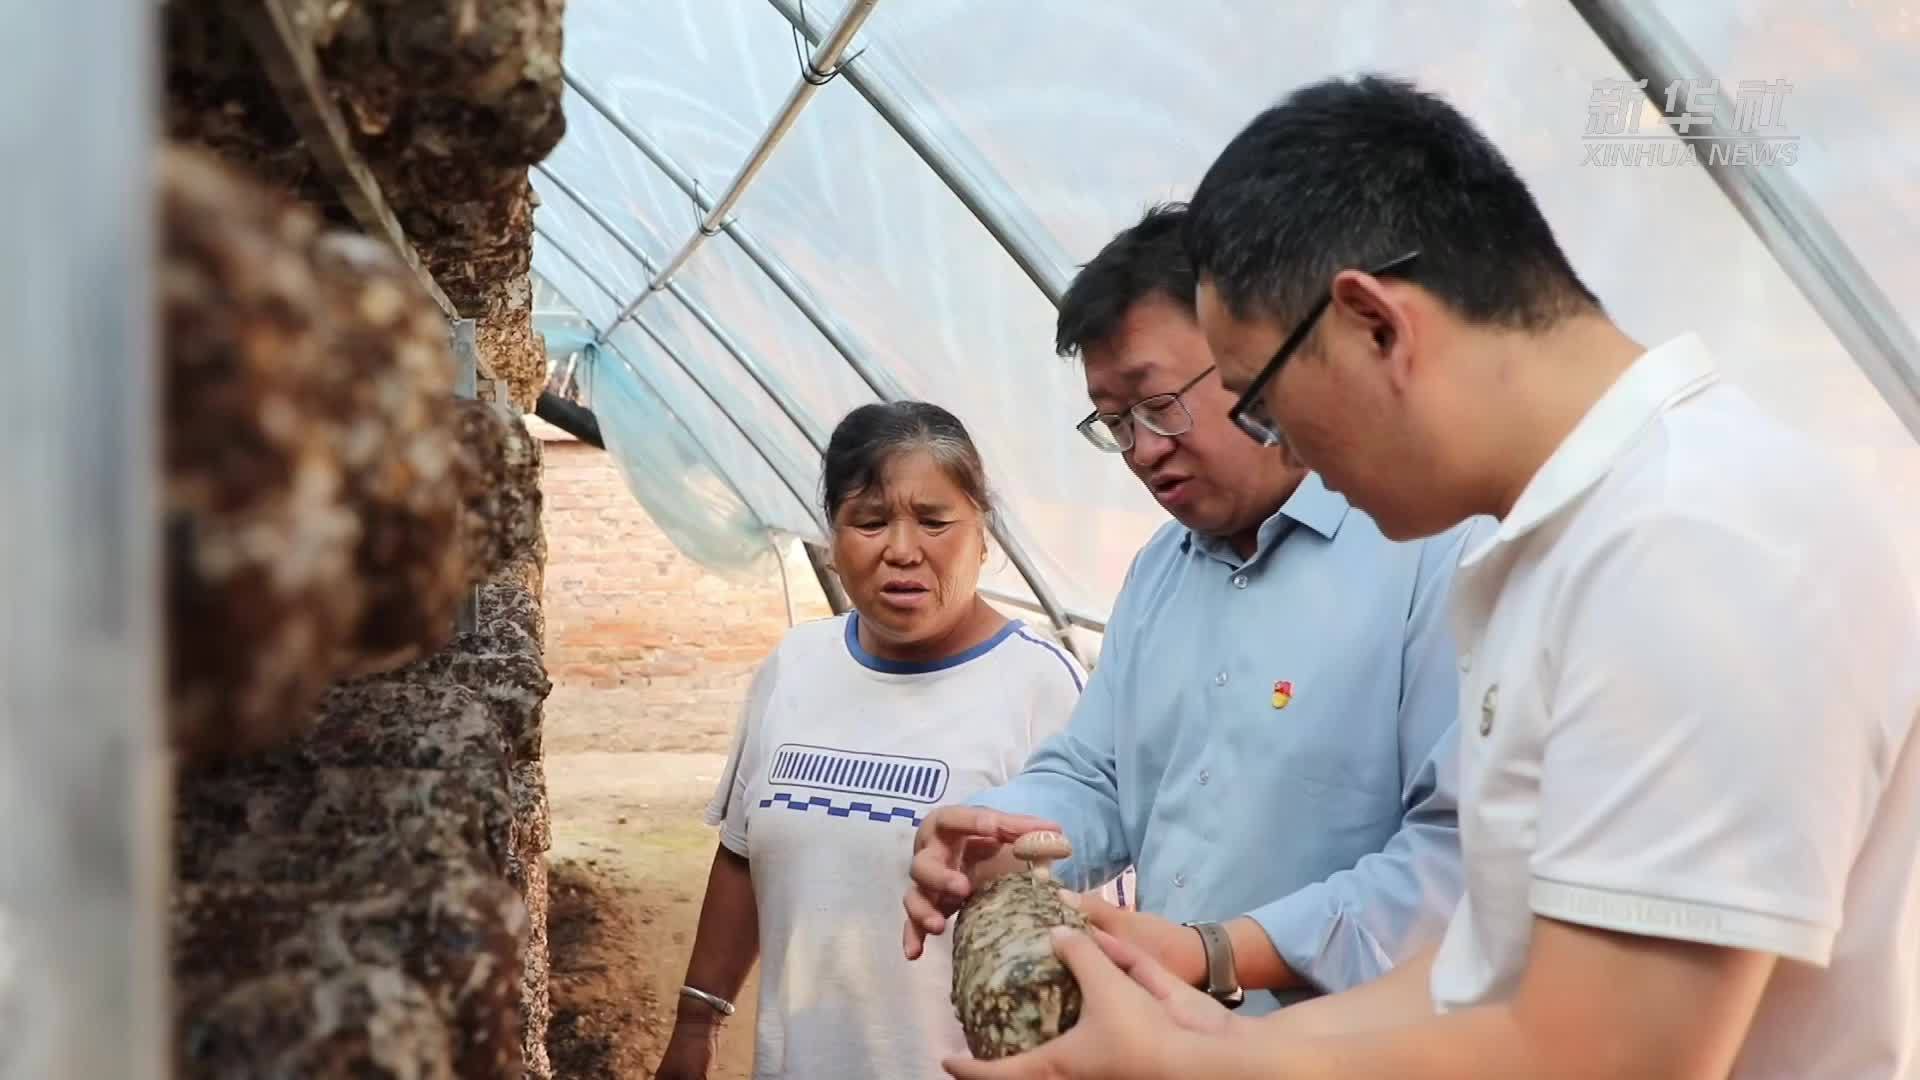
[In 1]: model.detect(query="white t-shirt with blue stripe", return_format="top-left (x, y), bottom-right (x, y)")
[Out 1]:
top-left (706, 613), bottom-right (1089, 1080)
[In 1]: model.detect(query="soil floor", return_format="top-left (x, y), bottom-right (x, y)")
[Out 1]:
top-left (543, 736), bottom-right (759, 1078)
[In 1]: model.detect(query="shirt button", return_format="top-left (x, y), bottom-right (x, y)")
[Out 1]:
top-left (1214, 671), bottom-right (1229, 687)
top-left (1173, 873), bottom-right (1187, 888)
top-left (1232, 574), bottom-right (1249, 589)
top-left (1198, 769), bottom-right (1211, 785)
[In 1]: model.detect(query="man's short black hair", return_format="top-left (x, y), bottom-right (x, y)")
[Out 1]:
top-left (1185, 74), bottom-right (1599, 332)
top-left (1055, 202), bottom-right (1197, 358)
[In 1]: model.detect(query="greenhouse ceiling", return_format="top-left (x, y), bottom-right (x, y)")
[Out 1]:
top-left (528, 0), bottom-right (1920, 650)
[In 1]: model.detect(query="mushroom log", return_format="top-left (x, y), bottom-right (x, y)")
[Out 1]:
top-left (950, 831), bottom-right (1089, 1060)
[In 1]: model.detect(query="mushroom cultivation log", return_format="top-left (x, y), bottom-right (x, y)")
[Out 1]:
top-left (950, 831), bottom-right (1090, 1060)
top-left (160, 143), bottom-right (364, 759)
top-left (452, 397), bottom-right (544, 589)
top-left (309, 229), bottom-right (466, 679)
top-left (163, 140), bottom-right (555, 753)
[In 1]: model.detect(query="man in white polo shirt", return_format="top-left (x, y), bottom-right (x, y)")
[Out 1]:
top-left (943, 75), bottom-right (1919, 1080)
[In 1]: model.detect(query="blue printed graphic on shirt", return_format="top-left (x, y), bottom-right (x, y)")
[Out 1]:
top-left (760, 743), bottom-right (952, 830)
top-left (764, 743), bottom-right (950, 803)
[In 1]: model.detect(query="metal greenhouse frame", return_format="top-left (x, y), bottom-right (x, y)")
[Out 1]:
top-left (532, 0), bottom-right (1920, 651)
top-left (9, 0), bottom-right (1919, 1073)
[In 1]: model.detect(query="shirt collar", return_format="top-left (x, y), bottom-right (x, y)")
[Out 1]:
top-left (1464, 332), bottom-right (1720, 567)
top-left (1186, 470), bottom-right (1351, 566)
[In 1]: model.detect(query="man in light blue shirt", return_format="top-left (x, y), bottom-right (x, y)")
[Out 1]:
top-left (901, 204), bottom-right (1479, 1016)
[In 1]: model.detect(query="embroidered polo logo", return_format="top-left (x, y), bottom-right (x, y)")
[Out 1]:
top-left (1272, 680), bottom-right (1293, 709)
top-left (1480, 684), bottom-right (1499, 736)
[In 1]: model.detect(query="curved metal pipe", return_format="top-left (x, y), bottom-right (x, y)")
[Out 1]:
top-left (534, 164), bottom-right (833, 451)
top-left (552, 85), bottom-right (1088, 657)
top-left (531, 279), bottom-right (757, 502)
top-left (535, 222), bottom-right (827, 536)
top-left (595, 0), bottom-right (883, 335)
top-left (1570, 0), bottom-right (1920, 440)
top-left (768, 0), bottom-right (1074, 306)
top-left (978, 585), bottom-right (1106, 635)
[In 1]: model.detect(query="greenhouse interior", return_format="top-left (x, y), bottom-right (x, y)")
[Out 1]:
top-left (3, 0), bottom-right (1916, 1076)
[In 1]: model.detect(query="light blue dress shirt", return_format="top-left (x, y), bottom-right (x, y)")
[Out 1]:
top-left (972, 472), bottom-right (1483, 1014)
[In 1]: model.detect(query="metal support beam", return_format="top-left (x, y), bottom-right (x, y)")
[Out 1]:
top-left (234, 0), bottom-right (458, 319)
top-left (535, 169), bottom-right (1116, 637)
top-left (596, 0), bottom-right (882, 335)
top-left (450, 318), bottom-right (482, 634)
top-left (769, 0), bottom-right (1074, 306)
top-left (803, 542), bottom-right (854, 616)
top-left (600, 345), bottom-right (774, 542)
top-left (535, 223), bottom-right (827, 535)
top-left (565, 70), bottom-right (704, 199)
top-left (561, 74), bottom-right (902, 406)
top-left (556, 83), bottom-right (1088, 660)
top-left (979, 586), bottom-right (1107, 635)
top-left (538, 278), bottom-right (780, 542)
top-left (535, 164), bottom-right (831, 451)
top-left (623, 319), bottom-right (824, 533)
top-left (1570, 0), bottom-right (1920, 441)
top-left (2, 0), bottom-right (168, 1073)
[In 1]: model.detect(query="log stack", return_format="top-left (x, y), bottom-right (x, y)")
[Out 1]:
top-left (162, 147), bottom-right (548, 751)
top-left (162, 0), bottom-right (563, 411)
top-left (160, 146), bottom-right (366, 758)
top-left (160, 0), bottom-right (566, 1073)
top-left (171, 575), bottom-right (552, 1077)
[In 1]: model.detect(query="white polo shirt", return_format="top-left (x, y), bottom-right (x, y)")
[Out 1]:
top-left (1429, 333), bottom-right (1920, 1078)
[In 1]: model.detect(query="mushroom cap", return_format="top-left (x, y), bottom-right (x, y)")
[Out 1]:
top-left (1012, 830), bottom-right (1073, 862)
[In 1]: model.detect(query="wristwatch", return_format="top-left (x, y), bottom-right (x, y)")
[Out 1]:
top-left (1183, 921), bottom-right (1246, 1009)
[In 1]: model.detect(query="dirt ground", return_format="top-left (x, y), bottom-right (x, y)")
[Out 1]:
top-left (544, 743), bottom-right (761, 1078)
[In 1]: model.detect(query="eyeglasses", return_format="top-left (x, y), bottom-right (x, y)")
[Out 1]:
top-left (1076, 365), bottom-right (1216, 453)
top-left (1228, 251), bottom-right (1421, 448)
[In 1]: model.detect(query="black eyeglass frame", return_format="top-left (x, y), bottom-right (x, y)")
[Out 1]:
top-left (1075, 363), bottom-right (1217, 453)
top-left (1226, 250), bottom-right (1422, 448)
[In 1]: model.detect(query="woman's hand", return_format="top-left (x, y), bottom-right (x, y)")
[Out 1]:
top-left (654, 1018), bottom-right (721, 1080)
top-left (941, 926), bottom-right (1247, 1080)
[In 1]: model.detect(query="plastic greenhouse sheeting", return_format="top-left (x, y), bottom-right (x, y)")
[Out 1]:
top-left (585, 341), bottom-right (803, 573)
top-left (533, 0), bottom-right (1920, 624)
top-left (532, 272), bottom-right (822, 572)
top-left (533, 272), bottom-right (595, 349)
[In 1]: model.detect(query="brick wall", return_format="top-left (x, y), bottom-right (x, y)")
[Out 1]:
top-left (535, 421), bottom-right (832, 756)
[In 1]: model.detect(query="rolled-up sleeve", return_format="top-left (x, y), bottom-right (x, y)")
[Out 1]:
top-left (1246, 521), bottom-right (1481, 993)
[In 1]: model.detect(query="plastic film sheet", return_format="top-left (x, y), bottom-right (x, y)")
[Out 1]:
top-left (543, 0), bottom-right (1920, 608)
